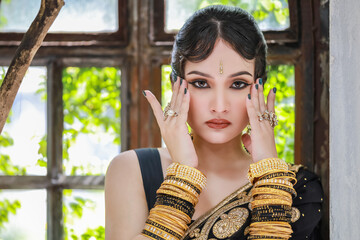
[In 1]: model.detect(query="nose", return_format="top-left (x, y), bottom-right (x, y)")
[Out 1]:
top-left (210, 90), bottom-right (229, 113)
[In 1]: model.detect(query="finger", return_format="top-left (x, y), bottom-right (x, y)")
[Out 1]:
top-left (251, 80), bottom-right (260, 114)
top-left (267, 87), bottom-right (276, 113)
top-left (143, 90), bottom-right (164, 128)
top-left (179, 82), bottom-right (190, 122)
top-left (258, 78), bottom-right (267, 113)
top-left (246, 90), bottom-right (259, 127)
top-left (169, 76), bottom-right (181, 109)
top-left (173, 78), bottom-right (186, 115)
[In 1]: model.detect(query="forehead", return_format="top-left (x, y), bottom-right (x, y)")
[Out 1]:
top-left (184, 39), bottom-right (255, 75)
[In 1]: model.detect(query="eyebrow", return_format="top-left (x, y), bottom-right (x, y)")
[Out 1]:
top-left (187, 70), bottom-right (252, 78)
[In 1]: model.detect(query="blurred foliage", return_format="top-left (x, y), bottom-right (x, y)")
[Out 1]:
top-left (0, 0), bottom-right (12, 30)
top-left (0, 199), bottom-right (21, 230)
top-left (0, 67), bottom-right (22, 232)
top-left (168, 0), bottom-right (289, 31)
top-left (161, 65), bottom-right (295, 164)
top-left (62, 67), bottom-right (121, 175)
top-left (198, 0), bottom-right (289, 27)
top-left (63, 189), bottom-right (105, 240)
top-left (60, 67), bottom-right (120, 239)
top-left (35, 67), bottom-right (121, 176)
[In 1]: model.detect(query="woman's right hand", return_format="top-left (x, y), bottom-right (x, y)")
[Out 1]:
top-left (143, 77), bottom-right (198, 168)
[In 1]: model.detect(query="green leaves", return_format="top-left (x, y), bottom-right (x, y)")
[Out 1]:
top-left (0, 198), bottom-right (21, 229)
top-left (196, 0), bottom-right (290, 29)
top-left (264, 65), bottom-right (295, 163)
top-left (62, 67), bottom-right (121, 175)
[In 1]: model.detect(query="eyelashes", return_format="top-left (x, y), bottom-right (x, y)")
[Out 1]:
top-left (188, 80), bottom-right (209, 88)
top-left (188, 80), bottom-right (250, 89)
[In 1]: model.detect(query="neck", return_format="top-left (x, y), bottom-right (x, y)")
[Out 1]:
top-left (192, 134), bottom-right (252, 174)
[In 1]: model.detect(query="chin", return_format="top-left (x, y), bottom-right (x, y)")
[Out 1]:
top-left (197, 130), bottom-right (241, 145)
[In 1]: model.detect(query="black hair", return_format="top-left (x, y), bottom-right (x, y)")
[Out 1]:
top-left (170, 5), bottom-right (267, 83)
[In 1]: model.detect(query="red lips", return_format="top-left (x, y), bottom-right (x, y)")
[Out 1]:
top-left (206, 119), bottom-right (231, 129)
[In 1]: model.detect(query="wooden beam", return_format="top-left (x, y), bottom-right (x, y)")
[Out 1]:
top-left (0, 176), bottom-right (104, 189)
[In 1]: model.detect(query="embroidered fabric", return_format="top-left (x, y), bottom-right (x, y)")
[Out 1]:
top-left (136, 148), bottom-right (324, 240)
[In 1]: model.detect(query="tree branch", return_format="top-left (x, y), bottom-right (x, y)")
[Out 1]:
top-left (0, 0), bottom-right (65, 133)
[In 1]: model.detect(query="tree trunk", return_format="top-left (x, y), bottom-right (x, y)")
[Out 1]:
top-left (0, 0), bottom-right (65, 133)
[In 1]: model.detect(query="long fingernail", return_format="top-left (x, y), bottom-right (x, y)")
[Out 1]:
top-left (255, 84), bottom-right (259, 90)
top-left (273, 87), bottom-right (277, 93)
top-left (142, 90), bottom-right (147, 97)
top-left (180, 78), bottom-right (183, 85)
top-left (259, 78), bottom-right (263, 85)
top-left (248, 94), bottom-right (251, 100)
top-left (184, 88), bottom-right (187, 94)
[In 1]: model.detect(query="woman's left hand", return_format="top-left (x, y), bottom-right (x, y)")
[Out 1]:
top-left (242, 78), bottom-right (278, 163)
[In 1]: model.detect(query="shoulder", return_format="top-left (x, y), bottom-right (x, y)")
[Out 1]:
top-left (104, 149), bottom-right (149, 239)
top-left (105, 149), bottom-right (139, 180)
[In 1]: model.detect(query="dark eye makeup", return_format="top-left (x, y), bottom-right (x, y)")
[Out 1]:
top-left (188, 79), bottom-right (250, 89)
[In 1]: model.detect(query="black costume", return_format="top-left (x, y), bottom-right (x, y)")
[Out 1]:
top-left (135, 148), bottom-right (323, 240)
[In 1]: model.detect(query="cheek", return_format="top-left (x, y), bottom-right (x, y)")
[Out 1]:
top-left (233, 98), bottom-right (249, 122)
top-left (188, 94), bottom-right (203, 121)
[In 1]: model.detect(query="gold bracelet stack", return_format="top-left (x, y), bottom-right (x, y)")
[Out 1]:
top-left (248, 158), bottom-right (296, 240)
top-left (142, 163), bottom-right (206, 240)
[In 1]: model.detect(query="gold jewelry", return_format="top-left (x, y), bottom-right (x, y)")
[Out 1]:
top-left (246, 124), bottom-right (251, 135)
top-left (158, 184), bottom-right (199, 205)
top-left (250, 199), bottom-right (292, 210)
top-left (258, 170), bottom-right (297, 184)
top-left (148, 215), bottom-right (184, 236)
top-left (219, 60), bottom-right (223, 74)
top-left (156, 205), bottom-right (191, 223)
top-left (254, 178), bottom-right (293, 188)
top-left (163, 180), bottom-right (199, 198)
top-left (250, 187), bottom-right (292, 199)
top-left (143, 223), bottom-right (179, 240)
top-left (254, 194), bottom-right (292, 202)
top-left (248, 158), bottom-right (288, 183)
top-left (156, 188), bottom-right (198, 205)
top-left (269, 111), bottom-right (279, 128)
top-left (166, 163), bottom-right (207, 190)
top-left (163, 102), bottom-right (179, 121)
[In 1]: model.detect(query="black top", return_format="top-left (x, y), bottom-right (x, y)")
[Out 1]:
top-left (135, 148), bottom-right (164, 211)
top-left (135, 148), bottom-right (324, 240)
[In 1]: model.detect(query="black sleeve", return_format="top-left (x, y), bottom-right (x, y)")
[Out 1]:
top-left (290, 167), bottom-right (324, 240)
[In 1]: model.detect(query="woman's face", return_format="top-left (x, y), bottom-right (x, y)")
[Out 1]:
top-left (184, 39), bottom-right (255, 144)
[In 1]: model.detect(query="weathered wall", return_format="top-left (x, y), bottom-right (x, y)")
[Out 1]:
top-left (330, 0), bottom-right (360, 238)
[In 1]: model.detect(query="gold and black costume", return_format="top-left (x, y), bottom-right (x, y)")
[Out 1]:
top-left (135, 148), bottom-right (324, 240)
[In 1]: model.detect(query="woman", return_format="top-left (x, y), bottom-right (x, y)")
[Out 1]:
top-left (105, 5), bottom-right (323, 240)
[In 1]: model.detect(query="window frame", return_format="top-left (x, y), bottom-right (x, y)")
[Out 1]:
top-left (149, 0), bottom-right (299, 46)
top-left (0, 0), bottom-right (128, 47)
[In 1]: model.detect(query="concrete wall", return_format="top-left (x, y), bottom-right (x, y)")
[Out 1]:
top-left (330, 0), bottom-right (360, 238)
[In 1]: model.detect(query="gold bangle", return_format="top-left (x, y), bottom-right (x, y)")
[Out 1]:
top-left (156, 189), bottom-right (198, 205)
top-left (166, 163), bottom-right (207, 190)
top-left (156, 205), bottom-right (191, 223)
top-left (162, 181), bottom-right (199, 198)
top-left (250, 199), bottom-right (292, 210)
top-left (148, 215), bottom-right (184, 236)
top-left (248, 158), bottom-right (288, 183)
top-left (254, 178), bottom-right (293, 188)
top-left (250, 187), bottom-right (292, 199)
top-left (154, 212), bottom-right (188, 233)
top-left (254, 194), bottom-right (292, 202)
top-left (143, 223), bottom-right (179, 240)
top-left (158, 186), bottom-right (198, 206)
